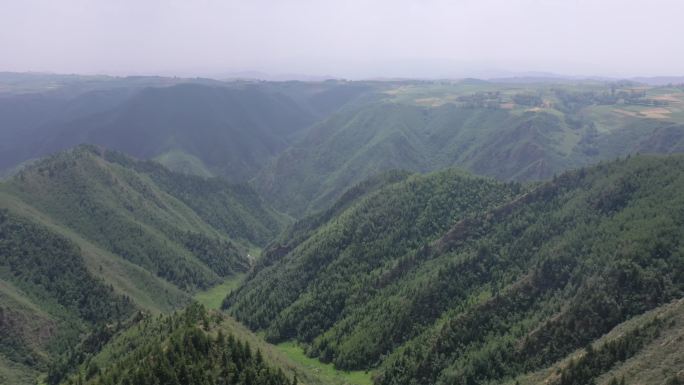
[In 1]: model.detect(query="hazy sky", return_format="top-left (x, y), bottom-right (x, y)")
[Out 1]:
top-left (1, 0), bottom-right (683, 79)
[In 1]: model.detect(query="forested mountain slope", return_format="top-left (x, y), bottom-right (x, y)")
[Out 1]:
top-left (0, 210), bottom-right (134, 385)
top-left (56, 303), bottom-right (360, 385)
top-left (1, 145), bottom-right (287, 290)
top-left (56, 304), bottom-right (298, 385)
top-left (228, 155), bottom-right (684, 385)
top-left (515, 297), bottom-right (684, 385)
top-left (0, 75), bottom-right (374, 181)
top-left (255, 82), bottom-right (684, 215)
top-left (225, 168), bottom-right (523, 352)
top-left (3, 74), bottom-right (684, 385)
top-left (0, 145), bottom-right (288, 384)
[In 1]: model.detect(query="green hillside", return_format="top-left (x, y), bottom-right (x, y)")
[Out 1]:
top-left (2, 74), bottom-right (684, 385)
top-left (0, 145), bottom-right (289, 384)
top-left (0, 210), bottom-right (134, 384)
top-left (4, 146), bottom-right (259, 289)
top-left (255, 82), bottom-right (684, 215)
top-left (153, 149), bottom-right (215, 177)
top-left (57, 304), bottom-right (296, 385)
top-left (228, 155), bottom-right (684, 385)
top-left (514, 297), bottom-right (684, 385)
top-left (57, 303), bottom-right (369, 385)
top-left (225, 168), bottom-right (522, 354)
top-left (0, 78), bottom-right (374, 183)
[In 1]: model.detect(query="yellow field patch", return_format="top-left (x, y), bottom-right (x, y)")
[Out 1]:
top-left (613, 107), bottom-right (672, 119)
top-left (652, 93), bottom-right (684, 104)
top-left (414, 97), bottom-right (446, 107)
top-left (383, 86), bottom-right (408, 95)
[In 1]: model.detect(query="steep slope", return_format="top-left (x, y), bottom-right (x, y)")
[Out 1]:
top-left (0, 145), bottom-right (289, 383)
top-left (0, 75), bottom-right (375, 181)
top-left (0, 209), bottom-right (134, 384)
top-left (374, 155), bottom-right (684, 385)
top-left (56, 303), bottom-right (353, 385)
top-left (228, 155), bottom-right (684, 385)
top-left (37, 84), bottom-right (315, 181)
top-left (2, 145), bottom-right (287, 289)
top-left (255, 82), bottom-right (684, 216)
top-left (513, 297), bottom-right (684, 385)
top-left (225, 169), bottom-right (522, 350)
top-left (55, 304), bottom-right (296, 385)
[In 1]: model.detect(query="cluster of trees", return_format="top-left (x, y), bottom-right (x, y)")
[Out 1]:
top-left (0, 209), bottom-right (134, 373)
top-left (556, 316), bottom-right (664, 385)
top-left (224, 169), bottom-right (520, 363)
top-left (377, 156), bottom-right (684, 385)
top-left (60, 303), bottom-right (297, 385)
top-left (512, 93), bottom-right (544, 107)
top-left (228, 155), bottom-right (684, 385)
top-left (554, 87), bottom-right (667, 114)
top-left (104, 148), bottom-right (287, 246)
top-left (8, 146), bottom-right (259, 290)
top-left (0, 210), bottom-right (132, 324)
top-left (181, 231), bottom-right (249, 277)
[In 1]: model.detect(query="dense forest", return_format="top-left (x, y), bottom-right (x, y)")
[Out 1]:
top-left (1, 74), bottom-right (684, 385)
top-left (58, 303), bottom-right (297, 385)
top-left (0, 209), bottom-right (133, 384)
top-left (227, 155), bottom-right (684, 385)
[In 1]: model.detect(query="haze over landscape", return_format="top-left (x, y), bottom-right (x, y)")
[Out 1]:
top-left (2, 0), bottom-right (684, 79)
top-left (1, 1), bottom-right (684, 385)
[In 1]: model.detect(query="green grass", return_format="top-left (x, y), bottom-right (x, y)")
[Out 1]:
top-left (275, 342), bottom-right (373, 385)
top-left (153, 149), bottom-right (214, 177)
top-left (194, 273), bottom-right (245, 309)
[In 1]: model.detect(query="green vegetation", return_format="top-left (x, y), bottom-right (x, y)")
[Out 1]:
top-left (2, 74), bottom-right (684, 385)
top-left (226, 169), bottom-right (521, 361)
top-left (275, 342), bottom-right (372, 385)
top-left (228, 155), bottom-right (684, 385)
top-left (195, 274), bottom-right (246, 310)
top-left (56, 303), bottom-right (377, 385)
top-left (0, 78), bottom-right (373, 183)
top-left (255, 81), bottom-right (684, 215)
top-left (59, 303), bottom-right (297, 385)
top-left (514, 298), bottom-right (684, 385)
top-left (0, 209), bottom-right (134, 383)
top-left (2, 145), bottom-right (286, 289)
top-left (0, 145), bottom-right (288, 383)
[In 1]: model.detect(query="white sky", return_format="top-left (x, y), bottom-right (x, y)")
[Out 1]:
top-left (1, 0), bottom-right (682, 79)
